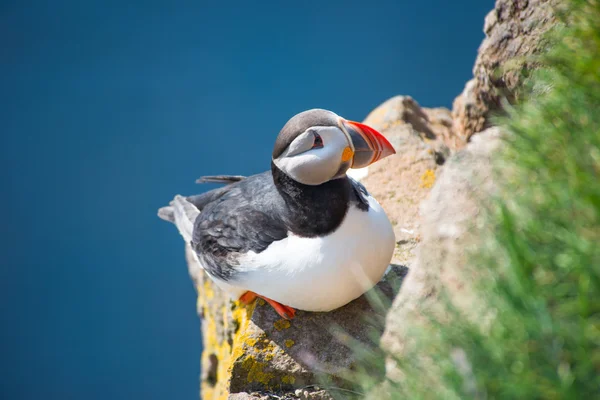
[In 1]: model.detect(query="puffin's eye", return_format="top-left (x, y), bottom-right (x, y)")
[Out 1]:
top-left (311, 131), bottom-right (323, 149)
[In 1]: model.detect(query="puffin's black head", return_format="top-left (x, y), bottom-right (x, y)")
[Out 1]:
top-left (272, 109), bottom-right (395, 185)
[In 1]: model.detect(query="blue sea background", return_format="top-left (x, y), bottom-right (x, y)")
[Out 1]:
top-left (1, 1), bottom-right (492, 398)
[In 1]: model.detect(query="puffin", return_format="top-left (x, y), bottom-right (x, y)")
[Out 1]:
top-left (158, 109), bottom-right (396, 319)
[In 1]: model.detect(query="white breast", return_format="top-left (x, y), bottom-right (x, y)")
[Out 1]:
top-left (210, 195), bottom-right (395, 312)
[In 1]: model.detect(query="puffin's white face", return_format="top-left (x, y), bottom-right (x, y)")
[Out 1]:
top-left (272, 109), bottom-right (396, 186)
top-left (273, 125), bottom-right (354, 185)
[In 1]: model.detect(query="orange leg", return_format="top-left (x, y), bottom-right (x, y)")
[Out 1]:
top-left (239, 291), bottom-right (257, 305)
top-left (261, 296), bottom-right (296, 320)
top-left (238, 291), bottom-right (296, 320)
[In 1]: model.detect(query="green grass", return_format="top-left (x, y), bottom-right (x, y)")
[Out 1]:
top-left (359, 0), bottom-right (600, 398)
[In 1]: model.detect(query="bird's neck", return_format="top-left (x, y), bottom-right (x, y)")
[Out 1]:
top-left (271, 161), bottom-right (350, 237)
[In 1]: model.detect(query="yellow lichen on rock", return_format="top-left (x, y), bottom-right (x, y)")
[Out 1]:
top-left (197, 282), bottom-right (235, 400)
top-left (199, 315), bottom-right (228, 398)
top-left (284, 339), bottom-right (295, 348)
top-left (273, 319), bottom-right (291, 331)
top-left (203, 279), bottom-right (215, 300)
top-left (241, 355), bottom-right (275, 385)
top-left (229, 301), bottom-right (257, 364)
top-left (196, 273), bottom-right (258, 400)
top-left (229, 319), bottom-right (288, 391)
top-left (420, 169), bottom-right (436, 189)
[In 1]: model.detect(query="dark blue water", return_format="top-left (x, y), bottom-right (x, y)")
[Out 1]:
top-left (0, 1), bottom-right (492, 398)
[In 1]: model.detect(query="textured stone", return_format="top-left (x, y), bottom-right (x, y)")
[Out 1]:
top-left (227, 389), bottom-right (333, 400)
top-left (380, 127), bottom-right (503, 382)
top-left (227, 393), bottom-right (270, 400)
top-left (452, 0), bottom-right (558, 142)
top-left (363, 95), bottom-right (457, 157)
top-left (360, 96), bottom-right (454, 267)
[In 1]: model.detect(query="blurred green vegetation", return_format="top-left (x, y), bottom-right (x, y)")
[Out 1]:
top-left (355, 0), bottom-right (600, 398)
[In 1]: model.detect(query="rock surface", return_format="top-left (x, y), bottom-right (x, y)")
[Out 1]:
top-left (452, 0), bottom-right (557, 142)
top-left (228, 388), bottom-right (334, 400)
top-left (380, 128), bottom-right (503, 383)
top-left (360, 96), bottom-right (456, 267)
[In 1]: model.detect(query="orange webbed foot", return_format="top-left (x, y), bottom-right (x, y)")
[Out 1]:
top-left (238, 291), bottom-right (296, 320)
top-left (261, 297), bottom-right (296, 320)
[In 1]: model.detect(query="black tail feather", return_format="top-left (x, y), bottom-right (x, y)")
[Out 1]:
top-left (196, 175), bottom-right (246, 184)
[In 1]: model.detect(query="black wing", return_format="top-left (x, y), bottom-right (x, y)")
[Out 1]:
top-left (190, 172), bottom-right (288, 281)
top-left (349, 177), bottom-right (370, 211)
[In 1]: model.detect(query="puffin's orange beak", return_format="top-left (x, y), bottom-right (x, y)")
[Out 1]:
top-left (341, 120), bottom-right (396, 168)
